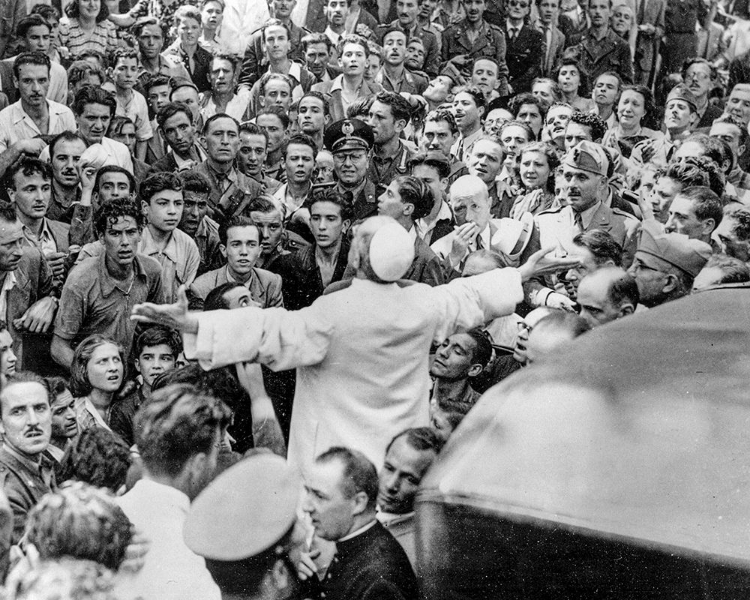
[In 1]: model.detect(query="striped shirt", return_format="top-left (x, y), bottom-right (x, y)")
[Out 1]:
top-left (59, 18), bottom-right (121, 60)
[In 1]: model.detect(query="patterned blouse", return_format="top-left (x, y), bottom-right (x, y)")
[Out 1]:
top-left (59, 18), bottom-right (121, 60)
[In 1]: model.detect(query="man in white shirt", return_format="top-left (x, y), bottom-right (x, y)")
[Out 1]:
top-left (114, 385), bottom-right (229, 600)
top-left (8, 15), bottom-right (67, 104)
top-left (0, 52), bottom-right (76, 179)
top-left (216, 0), bottom-right (270, 57)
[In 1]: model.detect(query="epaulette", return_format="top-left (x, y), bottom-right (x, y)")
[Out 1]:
top-left (536, 205), bottom-right (565, 216)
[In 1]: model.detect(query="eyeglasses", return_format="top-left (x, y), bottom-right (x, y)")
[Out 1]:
top-left (333, 151), bottom-right (367, 163)
top-left (685, 71), bottom-right (711, 82)
top-left (508, 0), bottom-right (530, 7)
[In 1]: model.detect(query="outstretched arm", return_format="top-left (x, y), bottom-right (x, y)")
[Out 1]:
top-left (132, 287), bottom-right (332, 371)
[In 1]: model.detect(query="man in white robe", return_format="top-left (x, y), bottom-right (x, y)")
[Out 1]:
top-left (132, 216), bottom-right (576, 476)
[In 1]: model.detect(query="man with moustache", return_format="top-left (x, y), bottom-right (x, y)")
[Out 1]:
top-left (46, 132), bottom-right (87, 225)
top-left (0, 371), bottom-right (55, 544)
top-left (0, 53), bottom-right (76, 179)
top-left (376, 0), bottom-right (440, 78)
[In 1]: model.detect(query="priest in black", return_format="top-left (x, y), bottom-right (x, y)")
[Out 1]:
top-left (301, 447), bottom-right (418, 600)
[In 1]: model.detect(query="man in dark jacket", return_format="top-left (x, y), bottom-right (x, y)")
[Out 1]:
top-left (301, 447), bottom-right (418, 600)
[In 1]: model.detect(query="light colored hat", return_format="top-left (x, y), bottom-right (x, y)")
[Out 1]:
top-left (563, 141), bottom-right (610, 177)
top-left (184, 454), bottom-right (300, 561)
top-left (369, 220), bottom-right (414, 282)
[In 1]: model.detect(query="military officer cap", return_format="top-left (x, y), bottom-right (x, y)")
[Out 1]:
top-left (324, 118), bottom-right (375, 154)
top-left (562, 141), bottom-right (610, 177)
top-left (636, 220), bottom-right (712, 278)
top-left (184, 453), bottom-right (300, 562)
top-left (666, 84), bottom-right (698, 113)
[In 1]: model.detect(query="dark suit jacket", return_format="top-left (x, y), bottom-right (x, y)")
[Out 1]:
top-left (441, 20), bottom-right (509, 95)
top-left (505, 23), bottom-right (545, 94)
top-left (149, 151), bottom-right (179, 175)
top-left (304, 521), bottom-right (418, 600)
top-left (634, 0), bottom-right (666, 79)
top-left (567, 28), bottom-right (634, 85)
top-left (46, 218), bottom-right (70, 254)
top-left (272, 239), bottom-right (350, 311)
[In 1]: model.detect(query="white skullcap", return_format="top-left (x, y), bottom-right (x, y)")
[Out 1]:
top-left (369, 221), bottom-right (414, 282)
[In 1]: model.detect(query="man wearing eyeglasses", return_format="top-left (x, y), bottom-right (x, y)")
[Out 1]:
top-left (324, 118), bottom-right (379, 221)
top-left (504, 0), bottom-right (544, 94)
top-left (682, 58), bottom-right (722, 130)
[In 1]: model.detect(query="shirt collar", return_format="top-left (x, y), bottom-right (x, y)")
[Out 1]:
top-left (140, 227), bottom-right (179, 263)
top-left (3, 442), bottom-right (41, 471)
top-left (576, 200), bottom-right (602, 230)
top-left (99, 251), bottom-right (146, 297)
top-left (338, 519), bottom-right (377, 542)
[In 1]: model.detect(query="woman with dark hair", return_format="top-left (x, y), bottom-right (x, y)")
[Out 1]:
top-left (69, 335), bottom-right (125, 431)
top-left (554, 58), bottom-right (595, 113)
top-left (602, 84), bottom-right (663, 158)
top-left (59, 0), bottom-right (121, 61)
top-left (511, 141), bottom-right (561, 216)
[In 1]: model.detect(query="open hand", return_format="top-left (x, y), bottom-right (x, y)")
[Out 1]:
top-left (131, 286), bottom-right (199, 334)
top-left (517, 246), bottom-right (581, 282)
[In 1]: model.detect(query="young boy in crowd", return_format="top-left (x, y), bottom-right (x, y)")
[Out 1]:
top-left (109, 48), bottom-right (153, 162)
top-left (110, 326), bottom-right (182, 447)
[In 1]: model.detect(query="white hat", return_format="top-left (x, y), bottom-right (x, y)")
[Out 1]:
top-left (369, 221), bottom-right (414, 282)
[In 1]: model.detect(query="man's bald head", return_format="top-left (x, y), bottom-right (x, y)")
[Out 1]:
top-left (577, 267), bottom-right (639, 327)
top-left (449, 174), bottom-right (491, 230)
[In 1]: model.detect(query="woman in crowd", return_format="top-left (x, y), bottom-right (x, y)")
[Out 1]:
top-left (59, 0), bottom-right (121, 61)
top-left (69, 335), bottom-right (125, 432)
top-left (602, 84), bottom-right (663, 158)
top-left (511, 142), bottom-right (561, 217)
top-left (554, 58), bottom-right (595, 113)
top-left (509, 93), bottom-right (547, 140)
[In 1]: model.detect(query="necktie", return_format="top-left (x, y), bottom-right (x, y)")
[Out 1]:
top-left (574, 211), bottom-right (584, 232)
top-left (509, 27), bottom-right (517, 41)
top-left (476, 234), bottom-right (484, 250)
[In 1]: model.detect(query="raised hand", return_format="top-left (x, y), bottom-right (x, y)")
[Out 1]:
top-left (131, 286), bottom-right (199, 334)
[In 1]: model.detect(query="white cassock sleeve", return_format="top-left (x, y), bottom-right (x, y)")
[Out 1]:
top-left (182, 306), bottom-right (333, 371)
top-left (427, 268), bottom-right (524, 343)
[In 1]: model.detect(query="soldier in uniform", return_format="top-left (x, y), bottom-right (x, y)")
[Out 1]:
top-left (376, 0), bottom-right (442, 77)
top-left (367, 91), bottom-right (417, 189)
top-left (324, 118), bottom-right (379, 221)
top-left (441, 0), bottom-right (509, 96)
top-left (194, 114), bottom-right (264, 223)
top-left (530, 140), bottom-right (639, 309)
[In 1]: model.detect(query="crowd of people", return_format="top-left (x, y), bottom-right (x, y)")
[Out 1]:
top-left (0, 0), bottom-right (745, 596)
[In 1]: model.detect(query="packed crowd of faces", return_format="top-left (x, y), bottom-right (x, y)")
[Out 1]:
top-left (0, 0), bottom-right (746, 595)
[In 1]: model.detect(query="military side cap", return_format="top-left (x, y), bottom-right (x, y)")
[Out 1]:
top-left (636, 220), bottom-right (712, 278)
top-left (439, 62), bottom-right (464, 87)
top-left (324, 118), bottom-right (374, 153)
top-left (562, 141), bottom-right (610, 177)
top-left (169, 76), bottom-right (199, 94)
top-left (666, 84), bottom-right (698, 112)
top-left (184, 453), bottom-right (300, 561)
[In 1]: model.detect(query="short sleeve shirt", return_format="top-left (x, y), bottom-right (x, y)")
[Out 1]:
top-left (54, 252), bottom-right (164, 356)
